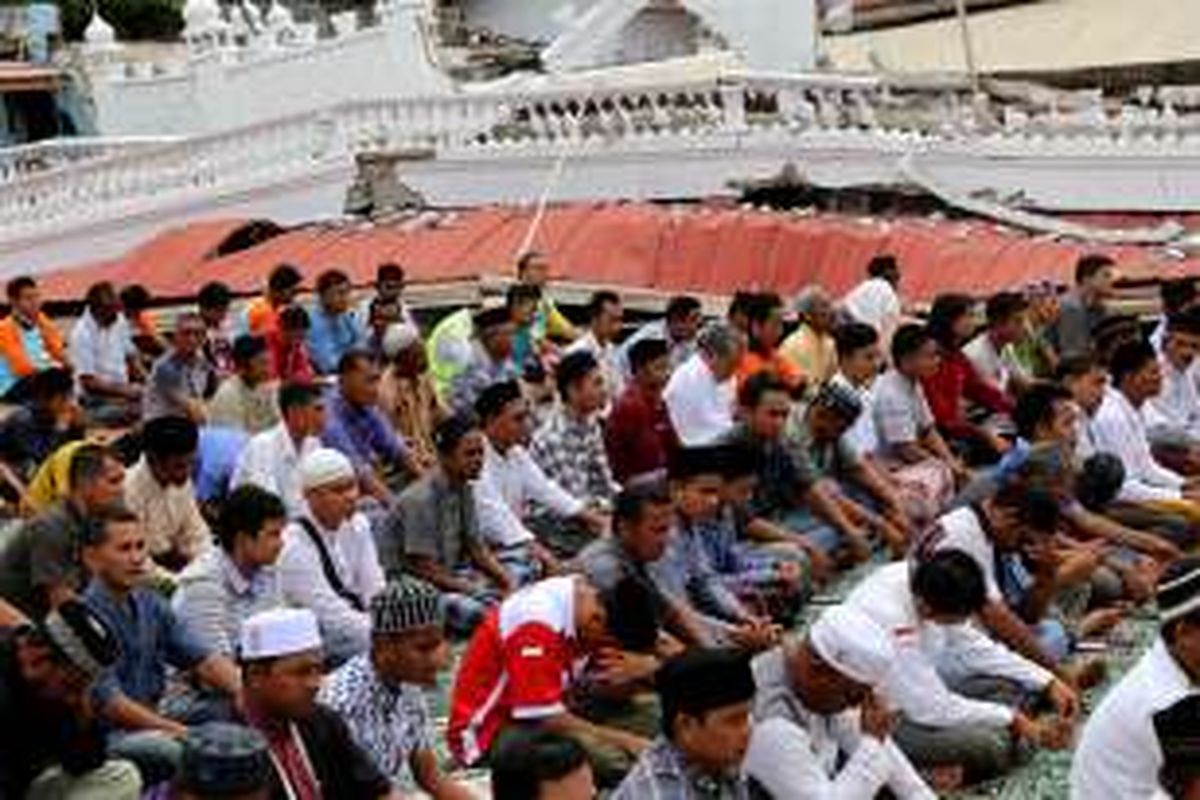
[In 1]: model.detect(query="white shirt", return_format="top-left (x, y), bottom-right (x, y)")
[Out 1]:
top-left (1092, 387), bottom-right (1185, 502)
top-left (1071, 639), bottom-right (1197, 800)
top-left (68, 311), bottom-right (134, 385)
top-left (277, 509), bottom-right (384, 663)
top-left (616, 319), bottom-right (695, 379)
top-left (231, 423), bottom-right (321, 518)
top-left (833, 372), bottom-right (880, 457)
top-left (1145, 356), bottom-right (1200, 443)
top-left (747, 646), bottom-right (934, 800)
top-left (355, 296), bottom-right (417, 331)
top-left (565, 330), bottom-right (625, 401)
top-left (926, 506), bottom-right (1002, 602)
top-left (842, 278), bottom-right (901, 334)
top-left (1151, 316), bottom-right (1167, 353)
top-left (843, 562), bottom-right (1054, 731)
top-left (663, 353), bottom-right (735, 447)
top-left (963, 333), bottom-right (1020, 393)
top-left (474, 439), bottom-right (584, 548)
top-left (1072, 402), bottom-right (1098, 463)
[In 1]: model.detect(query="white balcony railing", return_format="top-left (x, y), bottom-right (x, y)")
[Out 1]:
top-left (4, 72), bottom-right (1200, 238)
top-left (0, 135), bottom-right (181, 183)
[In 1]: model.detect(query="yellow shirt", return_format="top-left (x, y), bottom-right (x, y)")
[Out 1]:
top-left (24, 440), bottom-right (89, 514)
top-left (536, 297), bottom-right (577, 343)
top-left (780, 324), bottom-right (837, 395)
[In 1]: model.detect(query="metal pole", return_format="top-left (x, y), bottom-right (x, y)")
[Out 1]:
top-left (954, 0), bottom-right (980, 93)
top-left (514, 150), bottom-right (568, 260)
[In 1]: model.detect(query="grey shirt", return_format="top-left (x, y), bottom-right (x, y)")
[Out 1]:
top-left (786, 411), bottom-right (860, 482)
top-left (575, 537), bottom-right (666, 607)
top-left (381, 470), bottom-right (480, 575)
top-left (172, 548), bottom-right (283, 656)
top-left (1050, 292), bottom-right (1106, 361)
top-left (143, 351), bottom-right (217, 420)
top-left (872, 370), bottom-right (935, 455)
top-left (0, 501), bottom-right (88, 619)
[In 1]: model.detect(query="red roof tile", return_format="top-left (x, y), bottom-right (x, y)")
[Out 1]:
top-left (41, 218), bottom-right (284, 300)
top-left (35, 203), bottom-right (1200, 304)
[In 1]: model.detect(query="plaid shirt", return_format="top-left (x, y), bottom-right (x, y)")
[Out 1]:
top-left (530, 406), bottom-right (617, 504)
top-left (318, 654), bottom-right (433, 792)
top-left (612, 737), bottom-right (749, 800)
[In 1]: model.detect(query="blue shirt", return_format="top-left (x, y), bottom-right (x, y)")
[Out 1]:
top-left (194, 426), bottom-right (250, 502)
top-left (651, 521), bottom-right (748, 625)
top-left (447, 343), bottom-right (519, 414)
top-left (694, 508), bottom-right (750, 576)
top-left (0, 323), bottom-right (52, 395)
top-left (84, 580), bottom-right (210, 707)
top-left (322, 389), bottom-right (408, 475)
top-left (307, 304), bottom-right (365, 375)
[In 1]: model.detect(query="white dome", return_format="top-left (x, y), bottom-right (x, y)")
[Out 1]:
top-left (229, 2), bottom-right (252, 37)
top-left (184, 0), bottom-right (223, 34)
top-left (84, 10), bottom-right (115, 45)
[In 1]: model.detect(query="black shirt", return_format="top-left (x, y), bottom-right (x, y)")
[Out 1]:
top-left (258, 704), bottom-right (392, 800)
top-left (0, 627), bottom-right (107, 799)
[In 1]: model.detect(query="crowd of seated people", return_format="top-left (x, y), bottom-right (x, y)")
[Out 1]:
top-left (2, 250), bottom-right (1200, 800)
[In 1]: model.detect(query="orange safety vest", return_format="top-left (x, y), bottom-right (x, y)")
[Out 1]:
top-left (736, 348), bottom-right (804, 391)
top-left (0, 312), bottom-right (65, 377)
top-left (246, 296), bottom-right (280, 336)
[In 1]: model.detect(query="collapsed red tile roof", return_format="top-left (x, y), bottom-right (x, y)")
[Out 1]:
top-left (35, 203), bottom-right (1200, 304)
top-left (42, 218), bottom-right (284, 301)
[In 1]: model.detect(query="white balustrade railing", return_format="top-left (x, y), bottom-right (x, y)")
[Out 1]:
top-left (0, 136), bottom-right (181, 183)
top-left (7, 72), bottom-right (1200, 235)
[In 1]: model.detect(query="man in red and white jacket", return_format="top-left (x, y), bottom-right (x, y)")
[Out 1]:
top-left (447, 575), bottom-right (651, 784)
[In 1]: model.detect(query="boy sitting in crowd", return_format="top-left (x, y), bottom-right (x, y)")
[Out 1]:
top-left (321, 578), bottom-right (475, 798)
top-left (875, 324), bottom-right (970, 486)
top-left (612, 648), bottom-right (756, 799)
top-left (383, 412), bottom-right (514, 637)
top-left (658, 445), bottom-right (782, 650)
top-left (695, 441), bottom-right (809, 625)
top-left (529, 350), bottom-right (619, 558)
top-left (83, 505), bottom-right (242, 786)
top-left (173, 485), bottom-right (287, 657)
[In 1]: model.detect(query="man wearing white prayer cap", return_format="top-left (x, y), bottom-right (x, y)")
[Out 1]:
top-left (382, 323), bottom-right (421, 360)
top-left (275, 448), bottom-right (385, 668)
top-left (237, 609), bottom-right (400, 800)
top-left (1072, 556), bottom-right (1200, 800)
top-left (378, 321), bottom-right (443, 470)
top-left (744, 605), bottom-right (936, 799)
